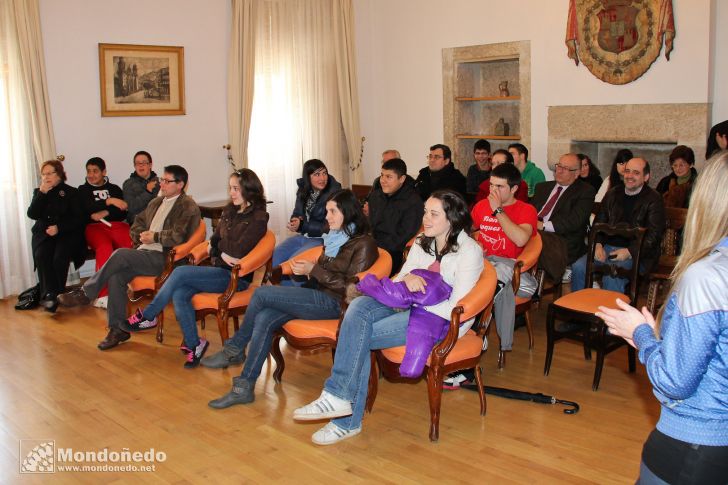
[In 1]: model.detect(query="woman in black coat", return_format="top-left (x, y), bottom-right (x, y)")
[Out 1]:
top-left (26, 160), bottom-right (85, 312)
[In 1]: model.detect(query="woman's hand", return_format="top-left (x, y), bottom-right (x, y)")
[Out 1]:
top-left (39, 180), bottom-right (54, 194)
top-left (106, 197), bottom-right (128, 210)
top-left (45, 225), bottom-right (58, 236)
top-left (287, 217), bottom-right (302, 232)
top-left (221, 252), bottom-right (240, 267)
top-left (290, 259), bottom-right (314, 276)
top-left (402, 273), bottom-right (427, 294)
top-left (595, 298), bottom-right (656, 348)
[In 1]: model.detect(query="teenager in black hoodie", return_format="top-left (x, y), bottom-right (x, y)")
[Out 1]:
top-left (78, 157), bottom-right (132, 306)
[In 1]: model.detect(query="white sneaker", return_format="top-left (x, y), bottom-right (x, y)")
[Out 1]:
top-left (562, 267), bottom-right (572, 283)
top-left (293, 390), bottom-right (352, 421)
top-left (311, 422), bottom-right (361, 446)
top-left (93, 296), bottom-right (108, 309)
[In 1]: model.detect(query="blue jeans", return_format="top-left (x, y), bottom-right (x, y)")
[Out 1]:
top-left (272, 236), bottom-right (323, 286)
top-left (322, 296), bottom-right (410, 431)
top-left (142, 265), bottom-right (249, 348)
top-left (228, 285), bottom-right (341, 382)
top-left (571, 244), bottom-right (635, 292)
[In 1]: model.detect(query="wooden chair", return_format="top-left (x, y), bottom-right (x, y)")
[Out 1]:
top-left (269, 246), bottom-right (392, 383)
top-left (127, 219), bottom-right (207, 342)
top-left (176, 230), bottom-right (277, 344)
top-left (543, 223), bottom-right (646, 391)
top-left (646, 207), bottom-right (687, 314)
top-left (367, 259), bottom-right (498, 442)
top-left (491, 232), bottom-right (543, 369)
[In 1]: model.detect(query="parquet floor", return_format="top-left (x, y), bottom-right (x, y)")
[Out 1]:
top-left (0, 291), bottom-right (658, 484)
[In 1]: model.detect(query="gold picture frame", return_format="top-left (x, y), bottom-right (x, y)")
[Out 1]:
top-left (98, 43), bottom-right (185, 117)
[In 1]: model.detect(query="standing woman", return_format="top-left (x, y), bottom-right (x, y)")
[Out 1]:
top-left (205, 189), bottom-right (378, 406)
top-left (596, 151), bottom-right (728, 484)
top-left (272, 159), bottom-right (342, 268)
top-left (122, 169), bottom-right (269, 368)
top-left (26, 160), bottom-right (85, 312)
top-left (595, 148), bottom-right (633, 202)
top-left (294, 190), bottom-right (483, 445)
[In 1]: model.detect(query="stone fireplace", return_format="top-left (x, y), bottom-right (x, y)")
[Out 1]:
top-left (548, 103), bottom-right (710, 184)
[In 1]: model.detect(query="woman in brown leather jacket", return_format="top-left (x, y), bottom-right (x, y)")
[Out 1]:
top-left (205, 189), bottom-right (378, 408)
top-left (121, 169), bottom-right (269, 368)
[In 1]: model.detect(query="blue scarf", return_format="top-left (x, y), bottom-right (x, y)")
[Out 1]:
top-left (322, 224), bottom-right (355, 257)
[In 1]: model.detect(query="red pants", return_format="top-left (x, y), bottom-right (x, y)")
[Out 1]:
top-left (85, 221), bottom-right (133, 297)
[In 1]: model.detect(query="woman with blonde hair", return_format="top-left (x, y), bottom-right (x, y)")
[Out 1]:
top-left (596, 151), bottom-right (728, 484)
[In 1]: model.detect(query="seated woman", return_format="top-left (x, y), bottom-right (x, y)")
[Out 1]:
top-left (26, 160), bottom-right (85, 312)
top-left (578, 153), bottom-right (602, 192)
top-left (705, 120), bottom-right (728, 159)
top-left (272, 159), bottom-right (342, 271)
top-left (656, 145), bottom-right (698, 208)
top-left (121, 169), bottom-right (269, 368)
top-left (293, 190), bottom-right (483, 445)
top-left (78, 157), bottom-right (132, 308)
top-left (474, 149), bottom-right (528, 204)
top-left (595, 148), bottom-right (632, 202)
top-left (205, 189), bottom-right (378, 405)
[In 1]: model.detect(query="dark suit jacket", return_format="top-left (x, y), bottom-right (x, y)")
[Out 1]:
top-left (531, 179), bottom-right (596, 263)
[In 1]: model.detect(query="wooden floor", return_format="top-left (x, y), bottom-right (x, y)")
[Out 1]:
top-left (1, 292), bottom-right (659, 484)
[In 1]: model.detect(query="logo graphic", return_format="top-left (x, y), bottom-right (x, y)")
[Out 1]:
top-left (20, 440), bottom-right (55, 473)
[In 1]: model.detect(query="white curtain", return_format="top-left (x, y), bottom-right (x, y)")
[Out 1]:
top-left (246, 0), bottom-right (349, 241)
top-left (0, 0), bottom-right (56, 298)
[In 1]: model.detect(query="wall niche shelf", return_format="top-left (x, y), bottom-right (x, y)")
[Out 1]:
top-left (443, 41), bottom-right (531, 172)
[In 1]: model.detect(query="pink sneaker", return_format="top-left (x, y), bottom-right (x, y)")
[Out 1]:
top-left (181, 339), bottom-right (209, 369)
top-left (120, 308), bottom-right (158, 332)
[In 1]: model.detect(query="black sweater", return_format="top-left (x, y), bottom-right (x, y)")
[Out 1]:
top-left (78, 178), bottom-right (127, 223)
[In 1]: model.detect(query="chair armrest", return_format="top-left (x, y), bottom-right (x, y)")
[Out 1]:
top-left (511, 260), bottom-right (524, 293)
top-left (155, 249), bottom-right (178, 289)
top-left (189, 240), bottom-right (211, 265)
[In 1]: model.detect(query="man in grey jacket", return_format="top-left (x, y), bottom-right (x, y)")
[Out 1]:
top-left (59, 165), bottom-right (201, 350)
top-left (122, 150), bottom-right (160, 224)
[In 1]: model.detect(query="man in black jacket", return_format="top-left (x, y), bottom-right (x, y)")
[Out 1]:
top-left (367, 158), bottom-right (423, 274)
top-left (571, 157), bottom-right (665, 292)
top-left (414, 144), bottom-right (467, 200)
top-left (531, 153), bottom-right (596, 280)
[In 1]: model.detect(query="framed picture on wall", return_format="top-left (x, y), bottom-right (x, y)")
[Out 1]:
top-left (98, 43), bottom-right (185, 117)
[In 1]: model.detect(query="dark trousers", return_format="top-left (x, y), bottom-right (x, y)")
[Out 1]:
top-left (83, 248), bottom-right (165, 329)
top-left (33, 236), bottom-right (74, 298)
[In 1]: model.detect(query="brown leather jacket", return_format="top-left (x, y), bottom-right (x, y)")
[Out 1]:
top-left (309, 234), bottom-right (378, 302)
top-left (210, 203), bottom-right (268, 268)
top-left (130, 192), bottom-right (201, 252)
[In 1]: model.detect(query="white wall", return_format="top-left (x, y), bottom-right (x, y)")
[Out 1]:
top-left (710, 0), bottom-right (728, 126)
top-left (40, 0), bottom-right (231, 202)
top-left (355, 0), bottom-right (715, 182)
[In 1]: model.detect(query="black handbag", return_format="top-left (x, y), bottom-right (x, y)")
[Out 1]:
top-left (15, 284), bottom-right (40, 310)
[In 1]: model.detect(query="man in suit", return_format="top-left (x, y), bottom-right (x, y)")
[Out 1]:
top-left (531, 153), bottom-right (596, 280)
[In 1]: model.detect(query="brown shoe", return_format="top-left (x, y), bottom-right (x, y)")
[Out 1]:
top-left (97, 328), bottom-right (131, 351)
top-left (58, 288), bottom-right (91, 307)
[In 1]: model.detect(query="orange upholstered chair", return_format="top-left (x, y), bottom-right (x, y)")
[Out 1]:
top-left (368, 259), bottom-right (497, 442)
top-left (127, 219), bottom-right (206, 342)
top-left (269, 246), bottom-right (392, 383)
top-left (544, 223), bottom-right (647, 391)
top-left (493, 231), bottom-right (542, 368)
top-left (171, 230), bottom-right (278, 345)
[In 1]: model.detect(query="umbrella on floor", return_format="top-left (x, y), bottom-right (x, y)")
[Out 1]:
top-left (461, 383), bottom-right (580, 414)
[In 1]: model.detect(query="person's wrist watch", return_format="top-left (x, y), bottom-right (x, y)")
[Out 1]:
top-left (491, 207), bottom-right (504, 217)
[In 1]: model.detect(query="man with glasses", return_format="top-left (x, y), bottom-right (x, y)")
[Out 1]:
top-left (531, 153), bottom-right (596, 281)
top-left (59, 165), bottom-right (201, 350)
top-left (414, 144), bottom-right (467, 200)
top-left (571, 157), bottom-right (665, 292)
top-left (123, 150), bottom-right (159, 224)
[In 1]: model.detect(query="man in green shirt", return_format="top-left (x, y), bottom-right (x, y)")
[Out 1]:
top-left (508, 143), bottom-right (545, 198)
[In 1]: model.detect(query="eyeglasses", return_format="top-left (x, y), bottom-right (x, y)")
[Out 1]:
top-left (426, 154), bottom-right (444, 161)
top-left (41, 171), bottom-right (57, 176)
top-left (134, 161), bottom-right (151, 166)
top-left (554, 163), bottom-right (579, 172)
top-left (159, 178), bottom-right (179, 184)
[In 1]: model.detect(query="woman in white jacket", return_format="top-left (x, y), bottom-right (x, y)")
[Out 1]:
top-left (292, 190), bottom-right (484, 445)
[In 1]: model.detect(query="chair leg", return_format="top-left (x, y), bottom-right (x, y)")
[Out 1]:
top-left (497, 350), bottom-right (506, 369)
top-left (583, 331), bottom-right (592, 361)
top-left (628, 346), bottom-right (636, 373)
top-left (156, 310), bottom-right (165, 343)
top-left (216, 310), bottom-right (229, 344)
top-left (592, 324), bottom-right (607, 391)
top-left (646, 280), bottom-right (661, 315)
top-left (474, 365), bottom-right (486, 416)
top-left (544, 304), bottom-right (556, 376)
top-left (525, 310), bottom-right (534, 350)
top-left (426, 365), bottom-right (444, 442)
top-left (270, 335), bottom-right (285, 383)
top-left (365, 352), bottom-right (378, 414)
top-left (232, 315), bottom-right (240, 333)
